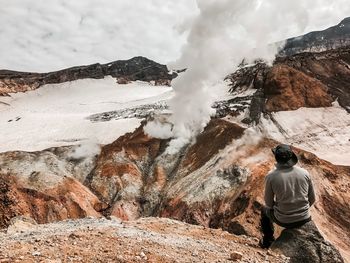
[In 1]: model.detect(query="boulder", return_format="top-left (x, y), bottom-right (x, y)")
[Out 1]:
top-left (271, 221), bottom-right (344, 263)
top-left (6, 216), bottom-right (37, 234)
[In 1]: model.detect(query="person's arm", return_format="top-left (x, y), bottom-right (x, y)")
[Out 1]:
top-left (264, 176), bottom-right (274, 209)
top-left (307, 173), bottom-right (316, 206)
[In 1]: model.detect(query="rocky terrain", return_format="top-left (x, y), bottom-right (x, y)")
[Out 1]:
top-left (0, 216), bottom-right (291, 263)
top-left (1, 19), bottom-right (350, 262)
top-left (227, 46), bottom-right (350, 123)
top-left (0, 56), bottom-right (175, 96)
top-left (280, 17), bottom-right (350, 56)
top-left (0, 117), bottom-right (349, 262)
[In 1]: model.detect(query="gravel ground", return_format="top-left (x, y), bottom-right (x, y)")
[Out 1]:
top-left (0, 217), bottom-right (290, 263)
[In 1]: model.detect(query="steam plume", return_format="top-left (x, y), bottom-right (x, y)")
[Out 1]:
top-left (68, 139), bottom-right (101, 160)
top-left (145, 0), bottom-right (350, 153)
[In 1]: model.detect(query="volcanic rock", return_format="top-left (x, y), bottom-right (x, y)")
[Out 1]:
top-left (6, 216), bottom-right (37, 234)
top-left (0, 56), bottom-right (175, 96)
top-left (0, 217), bottom-right (288, 263)
top-left (227, 46), bottom-right (350, 122)
top-left (271, 221), bottom-right (344, 263)
top-left (0, 146), bottom-right (104, 228)
top-left (0, 118), bottom-right (349, 261)
top-left (229, 251), bottom-right (243, 261)
top-left (280, 17), bottom-right (350, 56)
top-left (264, 64), bottom-right (333, 112)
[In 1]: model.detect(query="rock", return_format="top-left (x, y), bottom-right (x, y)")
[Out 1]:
top-left (280, 17), bottom-right (350, 56)
top-left (0, 147), bottom-right (103, 228)
top-left (0, 105), bottom-right (350, 262)
top-left (32, 251), bottom-right (41, 256)
top-left (6, 216), bottom-right (37, 234)
top-left (0, 56), bottom-right (174, 96)
top-left (270, 221), bottom-right (344, 263)
top-left (227, 46), bottom-right (350, 119)
top-left (229, 251), bottom-right (243, 261)
top-left (69, 233), bottom-right (80, 239)
top-left (264, 65), bottom-right (333, 112)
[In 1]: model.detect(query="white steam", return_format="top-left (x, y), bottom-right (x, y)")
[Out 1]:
top-left (145, 0), bottom-right (350, 153)
top-left (143, 120), bottom-right (173, 140)
top-left (68, 139), bottom-right (101, 160)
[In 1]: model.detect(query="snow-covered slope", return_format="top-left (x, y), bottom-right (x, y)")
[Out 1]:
top-left (280, 17), bottom-right (350, 56)
top-left (0, 77), bottom-right (172, 152)
top-left (227, 47), bottom-right (350, 166)
top-left (259, 103), bottom-right (350, 166)
top-left (1, 74), bottom-right (349, 167)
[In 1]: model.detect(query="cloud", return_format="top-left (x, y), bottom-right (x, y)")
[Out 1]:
top-left (0, 0), bottom-right (198, 72)
top-left (1, 1), bottom-right (349, 72)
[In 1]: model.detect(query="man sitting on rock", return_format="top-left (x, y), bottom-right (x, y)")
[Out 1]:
top-left (260, 144), bottom-right (316, 248)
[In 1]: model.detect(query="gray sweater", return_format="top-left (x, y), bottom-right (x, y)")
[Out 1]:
top-left (264, 164), bottom-right (316, 223)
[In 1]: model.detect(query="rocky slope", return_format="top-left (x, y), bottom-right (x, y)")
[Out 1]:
top-left (280, 17), bottom-right (350, 56)
top-left (1, 19), bottom-right (350, 262)
top-left (0, 216), bottom-right (290, 263)
top-left (0, 146), bottom-right (104, 228)
top-left (0, 56), bottom-right (175, 96)
top-left (0, 118), bottom-right (349, 261)
top-left (226, 46), bottom-right (350, 123)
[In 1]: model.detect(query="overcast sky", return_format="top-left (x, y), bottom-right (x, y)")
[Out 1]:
top-left (0, 0), bottom-right (349, 72)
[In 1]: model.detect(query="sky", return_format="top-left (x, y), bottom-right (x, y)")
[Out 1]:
top-left (0, 0), bottom-right (197, 72)
top-left (0, 0), bottom-right (349, 72)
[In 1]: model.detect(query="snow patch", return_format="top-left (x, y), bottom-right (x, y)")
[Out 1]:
top-left (0, 77), bottom-right (172, 152)
top-left (260, 106), bottom-right (350, 165)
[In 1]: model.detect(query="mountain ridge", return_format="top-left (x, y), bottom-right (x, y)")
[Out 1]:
top-left (280, 17), bottom-right (350, 56)
top-left (0, 56), bottom-right (175, 96)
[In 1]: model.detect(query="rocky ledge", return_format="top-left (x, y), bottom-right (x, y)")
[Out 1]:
top-left (0, 56), bottom-right (175, 96)
top-left (227, 46), bottom-right (350, 123)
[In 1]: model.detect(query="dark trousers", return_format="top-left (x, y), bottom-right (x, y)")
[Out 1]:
top-left (260, 207), bottom-right (312, 243)
top-left (261, 207), bottom-right (275, 243)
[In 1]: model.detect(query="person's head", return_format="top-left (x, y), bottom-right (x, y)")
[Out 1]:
top-left (272, 144), bottom-right (298, 166)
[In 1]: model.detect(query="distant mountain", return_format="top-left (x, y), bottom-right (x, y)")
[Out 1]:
top-left (280, 17), bottom-right (350, 56)
top-left (0, 57), bottom-right (175, 96)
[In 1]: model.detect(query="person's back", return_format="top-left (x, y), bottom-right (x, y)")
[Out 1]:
top-left (260, 144), bottom-right (316, 248)
top-left (265, 165), bottom-right (315, 224)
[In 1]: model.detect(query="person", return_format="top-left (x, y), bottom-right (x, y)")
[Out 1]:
top-left (260, 144), bottom-right (316, 248)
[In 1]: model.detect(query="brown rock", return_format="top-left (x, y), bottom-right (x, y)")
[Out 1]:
top-left (264, 65), bottom-right (333, 112)
top-left (229, 251), bottom-right (243, 261)
top-left (227, 46), bottom-right (350, 122)
top-left (1, 117), bottom-right (349, 261)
